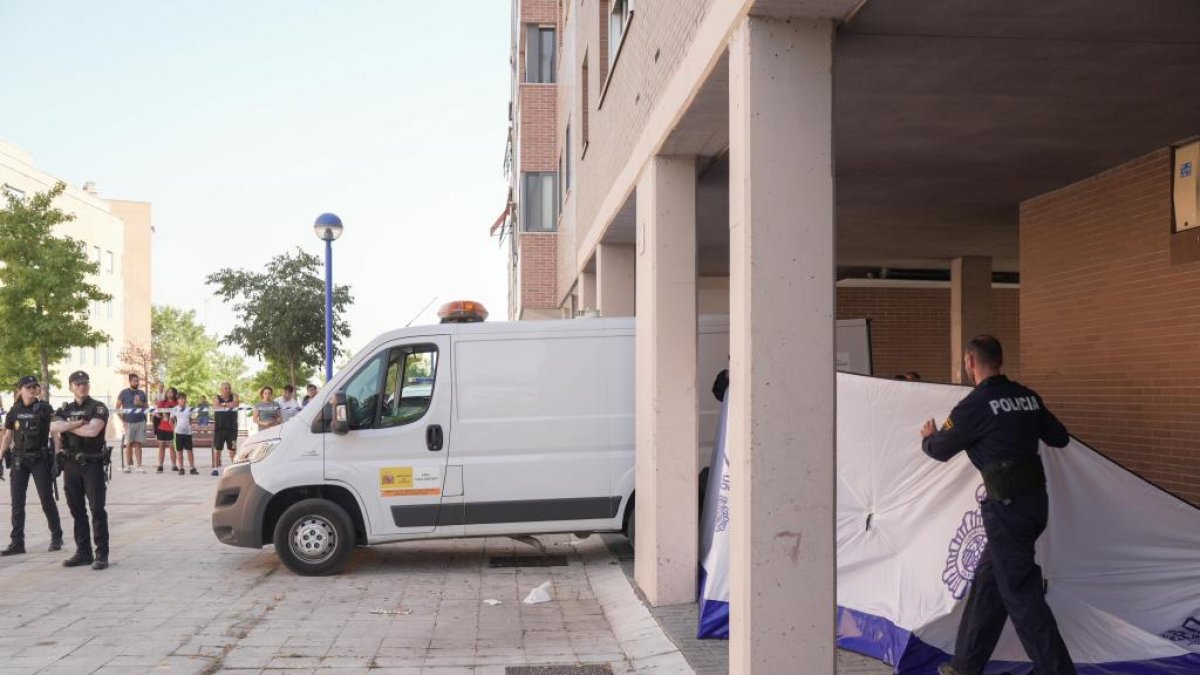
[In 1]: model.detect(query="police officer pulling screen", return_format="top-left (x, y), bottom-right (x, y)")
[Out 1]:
top-left (919, 335), bottom-right (1075, 675)
top-left (0, 375), bottom-right (63, 555)
top-left (50, 370), bottom-right (112, 570)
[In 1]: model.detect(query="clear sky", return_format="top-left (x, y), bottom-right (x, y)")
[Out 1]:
top-left (0, 1), bottom-right (512, 368)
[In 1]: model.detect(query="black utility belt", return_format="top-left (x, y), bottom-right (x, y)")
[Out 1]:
top-left (980, 455), bottom-right (1045, 502)
top-left (61, 449), bottom-right (111, 465)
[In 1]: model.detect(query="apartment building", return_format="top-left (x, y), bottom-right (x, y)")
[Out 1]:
top-left (0, 139), bottom-right (152, 410)
top-left (496, 2), bottom-right (1200, 670)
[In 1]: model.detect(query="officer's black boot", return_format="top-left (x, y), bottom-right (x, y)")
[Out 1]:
top-left (0, 541), bottom-right (25, 556)
top-left (92, 553), bottom-right (108, 570)
top-left (48, 534), bottom-right (62, 552)
top-left (62, 550), bottom-right (94, 567)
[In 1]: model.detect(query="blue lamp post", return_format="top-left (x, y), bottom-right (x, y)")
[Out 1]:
top-left (313, 213), bottom-right (344, 382)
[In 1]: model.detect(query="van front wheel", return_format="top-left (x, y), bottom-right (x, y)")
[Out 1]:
top-left (274, 498), bottom-right (355, 576)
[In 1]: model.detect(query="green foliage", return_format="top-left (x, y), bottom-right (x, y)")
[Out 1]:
top-left (0, 182), bottom-right (110, 394)
top-left (206, 247), bottom-right (353, 388)
top-left (152, 305), bottom-right (214, 398)
top-left (150, 304), bottom-right (258, 401)
top-left (250, 359), bottom-right (318, 395)
top-left (210, 349), bottom-right (252, 400)
top-left (0, 339), bottom-right (39, 391)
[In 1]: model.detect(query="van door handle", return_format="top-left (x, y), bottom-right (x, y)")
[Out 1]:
top-left (426, 424), bottom-right (443, 452)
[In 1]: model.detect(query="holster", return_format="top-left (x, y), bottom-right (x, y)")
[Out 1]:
top-left (981, 454), bottom-right (1046, 502)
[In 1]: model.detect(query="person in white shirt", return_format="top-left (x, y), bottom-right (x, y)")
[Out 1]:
top-left (275, 385), bottom-right (303, 423)
top-left (171, 394), bottom-right (198, 475)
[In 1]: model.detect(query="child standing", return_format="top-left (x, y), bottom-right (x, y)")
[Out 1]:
top-left (172, 394), bottom-right (198, 475)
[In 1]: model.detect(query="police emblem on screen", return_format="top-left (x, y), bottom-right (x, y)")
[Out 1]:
top-left (942, 484), bottom-right (989, 600)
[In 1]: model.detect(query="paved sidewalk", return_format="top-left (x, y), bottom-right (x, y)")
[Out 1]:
top-left (600, 537), bottom-right (892, 675)
top-left (0, 461), bottom-right (690, 674)
top-left (0, 460), bottom-right (893, 675)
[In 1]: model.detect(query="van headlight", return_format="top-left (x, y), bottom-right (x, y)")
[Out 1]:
top-left (234, 439), bottom-right (280, 464)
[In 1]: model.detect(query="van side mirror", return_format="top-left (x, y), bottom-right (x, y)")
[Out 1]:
top-left (331, 391), bottom-right (349, 435)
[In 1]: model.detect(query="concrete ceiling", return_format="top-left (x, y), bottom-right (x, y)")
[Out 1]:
top-left (635, 0), bottom-right (1200, 275)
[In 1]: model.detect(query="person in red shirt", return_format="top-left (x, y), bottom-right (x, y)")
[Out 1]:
top-left (153, 387), bottom-right (179, 473)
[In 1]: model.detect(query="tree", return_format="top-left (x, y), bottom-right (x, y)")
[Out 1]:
top-left (151, 305), bottom-right (217, 398)
top-left (210, 349), bottom-right (251, 400)
top-left (0, 336), bottom-right (39, 392)
top-left (117, 341), bottom-right (157, 386)
top-left (250, 359), bottom-right (318, 394)
top-left (206, 248), bottom-right (353, 388)
top-left (0, 182), bottom-right (111, 396)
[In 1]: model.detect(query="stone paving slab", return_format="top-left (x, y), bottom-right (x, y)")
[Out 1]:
top-left (599, 536), bottom-right (893, 675)
top-left (0, 460), bottom-right (691, 674)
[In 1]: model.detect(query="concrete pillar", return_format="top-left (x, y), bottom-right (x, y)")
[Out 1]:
top-left (950, 256), bottom-right (992, 384)
top-left (728, 17), bottom-right (836, 674)
top-left (579, 272), bottom-right (597, 313)
top-left (597, 244), bottom-right (636, 316)
top-left (634, 155), bottom-right (698, 606)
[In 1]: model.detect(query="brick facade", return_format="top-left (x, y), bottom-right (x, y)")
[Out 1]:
top-left (1021, 148), bottom-right (1200, 505)
top-left (512, 0), bottom-right (562, 315)
top-left (837, 285), bottom-right (1020, 383)
top-left (518, 232), bottom-right (559, 312)
top-left (519, 85), bottom-right (559, 171)
top-left (563, 0), bottom-right (715, 296)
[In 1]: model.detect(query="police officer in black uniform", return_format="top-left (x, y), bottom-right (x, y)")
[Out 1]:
top-left (920, 335), bottom-right (1075, 675)
top-left (50, 370), bottom-right (111, 570)
top-left (0, 375), bottom-right (63, 555)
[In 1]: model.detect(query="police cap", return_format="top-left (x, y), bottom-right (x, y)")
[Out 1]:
top-left (68, 370), bottom-right (90, 385)
top-left (17, 375), bottom-right (38, 388)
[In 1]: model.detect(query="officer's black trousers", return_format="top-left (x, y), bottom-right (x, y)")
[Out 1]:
top-left (9, 458), bottom-right (62, 544)
top-left (952, 490), bottom-right (1075, 675)
top-left (62, 460), bottom-right (107, 556)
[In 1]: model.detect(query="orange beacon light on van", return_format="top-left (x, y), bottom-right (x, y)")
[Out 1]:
top-left (438, 301), bottom-right (489, 323)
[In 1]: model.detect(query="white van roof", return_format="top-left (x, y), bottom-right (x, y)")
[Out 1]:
top-left (346, 314), bottom-right (729, 376)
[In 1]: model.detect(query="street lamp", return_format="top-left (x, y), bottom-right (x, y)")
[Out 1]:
top-left (313, 213), bottom-right (344, 382)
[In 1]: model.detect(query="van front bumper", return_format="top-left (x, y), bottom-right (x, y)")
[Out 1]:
top-left (211, 463), bottom-right (273, 548)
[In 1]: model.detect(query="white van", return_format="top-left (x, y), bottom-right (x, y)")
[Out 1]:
top-left (211, 313), bottom-right (730, 575)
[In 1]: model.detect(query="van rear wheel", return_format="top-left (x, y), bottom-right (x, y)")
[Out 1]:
top-left (274, 498), bottom-right (355, 576)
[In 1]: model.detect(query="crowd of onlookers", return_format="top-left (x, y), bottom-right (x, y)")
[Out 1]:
top-left (114, 374), bottom-right (321, 477)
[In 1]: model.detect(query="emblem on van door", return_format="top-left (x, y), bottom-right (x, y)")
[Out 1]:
top-left (379, 466), bottom-right (442, 497)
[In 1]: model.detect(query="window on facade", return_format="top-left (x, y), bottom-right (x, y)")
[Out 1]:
top-left (106, 251), bottom-right (114, 273)
top-left (2, 184), bottom-right (24, 202)
top-left (106, 343), bottom-right (112, 367)
top-left (522, 172), bottom-right (558, 232)
top-left (609, 0), bottom-right (633, 71)
top-left (525, 25), bottom-right (556, 83)
top-left (107, 299), bottom-right (113, 319)
top-left (379, 345), bottom-right (438, 428)
top-left (93, 245), bottom-right (101, 265)
top-left (565, 123), bottom-right (573, 193)
top-left (581, 52), bottom-right (590, 151)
